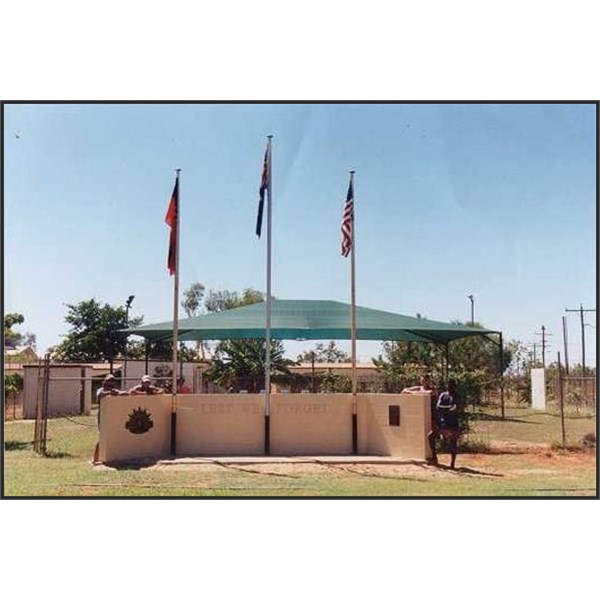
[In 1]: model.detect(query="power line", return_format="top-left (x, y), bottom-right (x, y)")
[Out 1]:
top-left (565, 305), bottom-right (596, 376)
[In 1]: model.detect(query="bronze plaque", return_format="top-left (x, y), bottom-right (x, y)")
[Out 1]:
top-left (389, 405), bottom-right (401, 427)
top-left (125, 407), bottom-right (154, 434)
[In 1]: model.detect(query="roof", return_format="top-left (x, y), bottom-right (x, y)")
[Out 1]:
top-left (125, 299), bottom-right (498, 344)
top-left (294, 362), bottom-right (377, 370)
top-left (21, 362), bottom-right (123, 370)
top-left (4, 346), bottom-right (39, 360)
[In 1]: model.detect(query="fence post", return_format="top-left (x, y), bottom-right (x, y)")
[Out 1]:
top-left (499, 332), bottom-right (505, 420)
top-left (34, 354), bottom-right (50, 455)
top-left (557, 352), bottom-right (566, 448)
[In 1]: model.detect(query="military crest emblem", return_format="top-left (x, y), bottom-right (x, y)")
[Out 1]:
top-left (125, 407), bottom-right (154, 434)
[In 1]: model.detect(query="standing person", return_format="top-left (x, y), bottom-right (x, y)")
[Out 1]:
top-left (177, 376), bottom-right (192, 394)
top-left (129, 374), bottom-right (165, 395)
top-left (428, 379), bottom-right (461, 469)
top-left (92, 374), bottom-right (128, 464)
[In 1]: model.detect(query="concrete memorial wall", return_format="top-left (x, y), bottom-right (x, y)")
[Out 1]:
top-left (271, 394), bottom-right (354, 455)
top-left (177, 394), bottom-right (265, 456)
top-left (99, 394), bottom-right (172, 463)
top-left (358, 393), bottom-right (432, 458)
top-left (98, 392), bottom-right (432, 463)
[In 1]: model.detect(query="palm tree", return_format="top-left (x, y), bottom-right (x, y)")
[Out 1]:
top-left (207, 339), bottom-right (295, 392)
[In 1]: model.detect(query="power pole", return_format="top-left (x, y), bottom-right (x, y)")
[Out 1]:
top-left (565, 305), bottom-right (596, 376)
top-left (525, 342), bottom-right (538, 366)
top-left (534, 326), bottom-right (552, 369)
top-left (562, 316), bottom-right (569, 375)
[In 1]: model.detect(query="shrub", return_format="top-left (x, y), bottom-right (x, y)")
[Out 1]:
top-left (4, 372), bottom-right (23, 397)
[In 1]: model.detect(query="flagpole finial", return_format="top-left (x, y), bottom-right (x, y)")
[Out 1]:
top-left (175, 168), bottom-right (181, 174)
top-left (350, 170), bottom-right (355, 175)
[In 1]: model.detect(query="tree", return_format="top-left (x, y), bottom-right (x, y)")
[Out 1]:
top-left (51, 299), bottom-right (142, 368)
top-left (297, 341), bottom-right (350, 363)
top-left (4, 372), bottom-right (24, 419)
top-left (128, 339), bottom-right (175, 361)
top-left (181, 282), bottom-right (206, 318)
top-left (373, 340), bottom-right (442, 392)
top-left (22, 332), bottom-right (37, 350)
top-left (373, 319), bottom-right (517, 405)
top-left (445, 322), bottom-right (513, 376)
top-left (208, 339), bottom-right (294, 392)
top-left (4, 312), bottom-right (37, 350)
top-left (4, 313), bottom-right (25, 347)
top-left (181, 281), bottom-right (207, 359)
top-left (4, 372), bottom-right (24, 397)
top-left (204, 287), bottom-right (264, 313)
top-left (203, 287), bottom-right (290, 391)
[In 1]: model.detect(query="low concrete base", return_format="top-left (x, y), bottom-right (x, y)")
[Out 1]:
top-left (156, 456), bottom-right (429, 466)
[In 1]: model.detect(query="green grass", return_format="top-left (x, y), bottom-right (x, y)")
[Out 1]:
top-left (3, 408), bottom-right (596, 497)
top-left (466, 405), bottom-right (596, 447)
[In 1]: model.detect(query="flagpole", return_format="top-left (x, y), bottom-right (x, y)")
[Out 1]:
top-left (170, 168), bottom-right (181, 456)
top-left (265, 136), bottom-right (273, 454)
top-left (349, 171), bottom-right (358, 454)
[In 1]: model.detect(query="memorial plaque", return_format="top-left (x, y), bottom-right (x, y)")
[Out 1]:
top-left (389, 405), bottom-right (401, 427)
top-left (125, 407), bottom-right (154, 434)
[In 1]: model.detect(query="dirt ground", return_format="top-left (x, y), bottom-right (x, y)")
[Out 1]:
top-left (108, 441), bottom-right (595, 483)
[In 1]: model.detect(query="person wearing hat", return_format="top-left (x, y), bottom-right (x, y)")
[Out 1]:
top-left (428, 379), bottom-right (462, 469)
top-left (96, 374), bottom-right (128, 410)
top-left (92, 374), bottom-right (128, 464)
top-left (129, 374), bottom-right (165, 395)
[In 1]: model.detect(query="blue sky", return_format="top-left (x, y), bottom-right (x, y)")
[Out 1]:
top-left (3, 103), bottom-right (596, 364)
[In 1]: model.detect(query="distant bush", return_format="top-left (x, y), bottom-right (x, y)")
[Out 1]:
top-left (4, 372), bottom-right (23, 397)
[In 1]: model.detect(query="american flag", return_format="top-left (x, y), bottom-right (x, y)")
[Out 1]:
top-left (165, 177), bottom-right (179, 275)
top-left (256, 141), bottom-right (270, 238)
top-left (341, 176), bottom-right (354, 257)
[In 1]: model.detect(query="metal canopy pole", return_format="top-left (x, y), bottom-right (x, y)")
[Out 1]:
top-left (264, 136), bottom-right (273, 454)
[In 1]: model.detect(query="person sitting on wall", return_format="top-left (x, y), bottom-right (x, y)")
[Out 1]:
top-left (92, 374), bottom-right (128, 464)
top-left (428, 379), bottom-right (461, 469)
top-left (402, 373), bottom-right (438, 429)
top-left (402, 373), bottom-right (437, 397)
top-left (129, 374), bottom-right (165, 395)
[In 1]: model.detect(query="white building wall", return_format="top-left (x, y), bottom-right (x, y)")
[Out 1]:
top-left (531, 368), bottom-right (546, 410)
top-left (22, 365), bottom-right (92, 419)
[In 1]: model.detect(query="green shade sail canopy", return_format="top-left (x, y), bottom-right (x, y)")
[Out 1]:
top-left (125, 299), bottom-right (498, 344)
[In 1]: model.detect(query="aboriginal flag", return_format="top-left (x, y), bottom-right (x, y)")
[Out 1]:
top-left (165, 177), bottom-right (179, 275)
top-left (256, 141), bottom-right (270, 238)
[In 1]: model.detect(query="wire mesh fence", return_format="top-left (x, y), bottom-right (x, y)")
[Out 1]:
top-left (43, 409), bottom-right (99, 459)
top-left (28, 356), bottom-right (99, 459)
top-left (546, 373), bottom-right (596, 416)
top-left (4, 393), bottom-right (24, 421)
